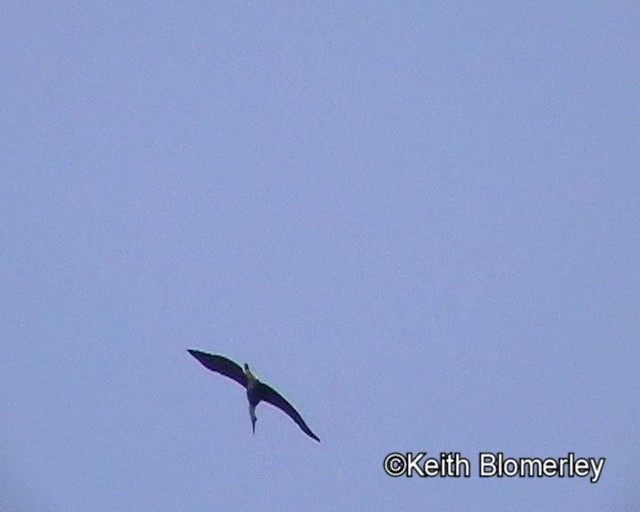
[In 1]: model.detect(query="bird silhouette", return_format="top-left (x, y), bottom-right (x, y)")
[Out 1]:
top-left (188, 349), bottom-right (320, 442)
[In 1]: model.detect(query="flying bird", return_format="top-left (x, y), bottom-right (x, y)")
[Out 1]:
top-left (187, 349), bottom-right (320, 442)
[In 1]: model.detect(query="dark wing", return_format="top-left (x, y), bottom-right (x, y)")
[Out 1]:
top-left (258, 383), bottom-right (320, 442)
top-left (187, 349), bottom-right (247, 387)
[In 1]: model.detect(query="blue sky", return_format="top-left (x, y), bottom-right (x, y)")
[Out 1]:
top-left (2, 2), bottom-right (638, 510)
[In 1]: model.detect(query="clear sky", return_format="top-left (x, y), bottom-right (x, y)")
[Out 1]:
top-left (2, 2), bottom-right (638, 510)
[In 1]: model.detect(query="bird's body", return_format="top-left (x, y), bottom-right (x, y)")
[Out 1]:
top-left (243, 363), bottom-right (260, 433)
top-left (188, 349), bottom-right (320, 442)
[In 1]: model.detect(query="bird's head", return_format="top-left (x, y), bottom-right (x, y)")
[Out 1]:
top-left (244, 362), bottom-right (257, 384)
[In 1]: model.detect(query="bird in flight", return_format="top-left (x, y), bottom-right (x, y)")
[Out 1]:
top-left (187, 349), bottom-right (320, 442)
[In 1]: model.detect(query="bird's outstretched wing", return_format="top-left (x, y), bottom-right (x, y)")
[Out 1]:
top-left (187, 350), bottom-right (247, 387)
top-left (258, 383), bottom-right (320, 442)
